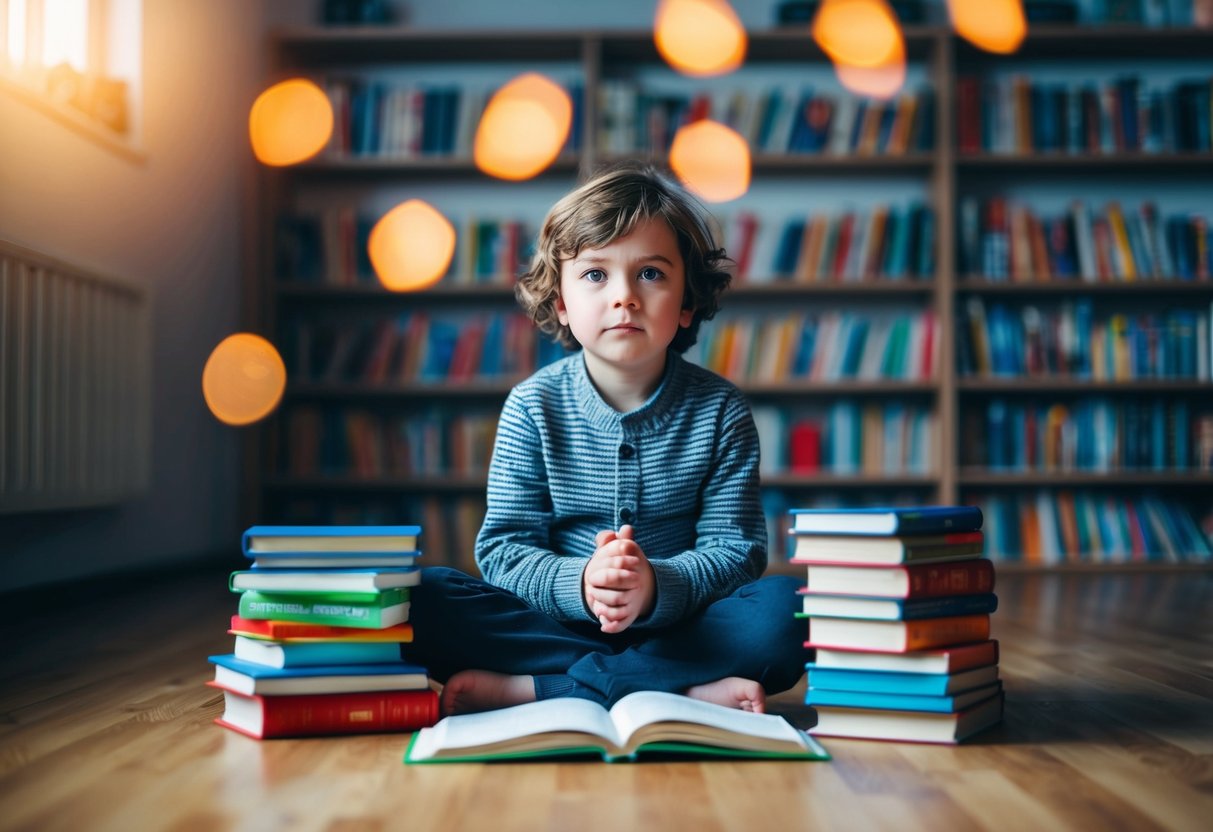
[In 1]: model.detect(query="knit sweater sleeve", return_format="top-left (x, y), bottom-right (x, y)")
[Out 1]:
top-left (473, 388), bottom-right (594, 622)
top-left (639, 390), bottom-right (767, 629)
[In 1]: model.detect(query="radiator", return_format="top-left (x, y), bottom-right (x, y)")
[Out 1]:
top-left (1, 239), bottom-right (150, 513)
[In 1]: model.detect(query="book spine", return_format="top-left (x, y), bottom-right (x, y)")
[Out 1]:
top-left (237, 593), bottom-right (403, 629)
top-left (904, 615), bottom-right (991, 650)
top-left (905, 560), bottom-right (996, 597)
top-left (255, 689), bottom-right (438, 738)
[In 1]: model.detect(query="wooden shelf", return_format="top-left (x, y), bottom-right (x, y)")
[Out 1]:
top-left (275, 281), bottom-right (939, 301)
top-left (760, 472), bottom-right (938, 489)
top-left (956, 152), bottom-right (1213, 174)
top-left (956, 25), bottom-right (1213, 59)
top-left (264, 474), bottom-right (488, 492)
top-left (958, 470), bottom-right (1213, 488)
top-left (957, 378), bottom-right (1213, 394)
top-left (743, 380), bottom-right (936, 396)
top-left (287, 380), bottom-right (519, 399)
top-left (277, 283), bottom-right (517, 301)
top-left (728, 281), bottom-right (936, 298)
top-left (957, 279), bottom-right (1213, 295)
top-left (291, 154), bottom-right (582, 178)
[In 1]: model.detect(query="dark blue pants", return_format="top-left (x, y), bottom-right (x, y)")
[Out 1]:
top-left (401, 566), bottom-right (807, 707)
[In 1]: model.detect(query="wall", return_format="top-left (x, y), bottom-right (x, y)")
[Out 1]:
top-left (0, 0), bottom-right (266, 590)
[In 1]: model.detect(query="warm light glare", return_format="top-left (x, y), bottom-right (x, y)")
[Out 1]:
top-left (202, 334), bottom-right (287, 427)
top-left (7, 0), bottom-right (27, 64)
top-left (654, 0), bottom-right (747, 77)
top-left (812, 0), bottom-right (907, 99)
top-left (833, 38), bottom-right (907, 99)
top-left (249, 78), bottom-right (334, 167)
top-left (368, 199), bottom-right (456, 292)
top-left (948, 0), bottom-right (1027, 54)
top-left (668, 120), bottom-right (751, 203)
top-left (812, 0), bottom-right (902, 68)
top-left (42, 0), bottom-right (88, 70)
top-left (473, 73), bottom-right (572, 181)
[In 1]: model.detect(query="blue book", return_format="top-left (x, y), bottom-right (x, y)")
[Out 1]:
top-left (209, 654), bottom-right (429, 696)
top-left (805, 663), bottom-right (1000, 696)
top-left (232, 635), bottom-right (404, 668)
top-left (799, 592), bottom-right (999, 621)
top-left (806, 682), bottom-right (1002, 713)
top-left (790, 505), bottom-right (983, 536)
top-left (242, 525), bottom-right (422, 556)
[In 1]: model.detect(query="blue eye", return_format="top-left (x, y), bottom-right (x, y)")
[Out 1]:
top-left (583, 269), bottom-right (607, 283)
top-left (639, 267), bottom-right (663, 281)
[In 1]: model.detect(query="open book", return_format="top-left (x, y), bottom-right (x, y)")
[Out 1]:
top-left (404, 691), bottom-right (830, 763)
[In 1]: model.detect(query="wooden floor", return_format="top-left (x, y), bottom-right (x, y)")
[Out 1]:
top-left (1, 566), bottom-right (1211, 832)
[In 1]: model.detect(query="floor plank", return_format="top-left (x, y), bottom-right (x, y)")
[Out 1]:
top-left (1, 567), bottom-right (1210, 831)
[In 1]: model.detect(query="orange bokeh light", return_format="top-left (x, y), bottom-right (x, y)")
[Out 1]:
top-left (248, 78), bottom-right (334, 167)
top-left (367, 199), bottom-right (457, 292)
top-left (668, 119), bottom-right (751, 203)
top-left (473, 73), bottom-right (572, 181)
top-left (202, 334), bottom-right (287, 426)
top-left (812, 0), bottom-right (902, 69)
top-left (654, 0), bottom-right (747, 78)
top-left (948, 0), bottom-right (1027, 55)
top-left (833, 36), bottom-right (907, 99)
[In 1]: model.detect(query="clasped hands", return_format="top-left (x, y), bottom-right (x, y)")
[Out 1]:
top-left (582, 524), bottom-right (656, 634)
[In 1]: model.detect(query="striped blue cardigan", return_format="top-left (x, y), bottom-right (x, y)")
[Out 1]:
top-left (474, 350), bottom-right (767, 629)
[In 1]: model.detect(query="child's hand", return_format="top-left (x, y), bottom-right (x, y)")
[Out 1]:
top-left (583, 525), bottom-right (655, 634)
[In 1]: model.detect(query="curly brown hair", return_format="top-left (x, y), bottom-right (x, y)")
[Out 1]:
top-left (515, 162), bottom-right (731, 353)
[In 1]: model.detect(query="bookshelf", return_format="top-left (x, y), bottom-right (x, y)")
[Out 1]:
top-left (249, 25), bottom-right (1213, 572)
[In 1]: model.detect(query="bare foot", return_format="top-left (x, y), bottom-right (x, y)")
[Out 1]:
top-left (440, 670), bottom-right (536, 716)
top-left (685, 677), bottom-right (766, 713)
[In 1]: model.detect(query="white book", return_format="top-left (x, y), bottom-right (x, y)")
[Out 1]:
top-left (406, 691), bottom-right (829, 763)
top-left (230, 569), bottom-right (420, 594)
top-left (810, 692), bottom-right (1003, 744)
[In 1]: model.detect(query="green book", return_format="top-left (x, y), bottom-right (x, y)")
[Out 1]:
top-left (237, 587), bottom-right (410, 629)
top-left (404, 691), bottom-right (830, 764)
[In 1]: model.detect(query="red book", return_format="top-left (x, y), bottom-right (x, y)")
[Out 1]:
top-left (789, 420), bottom-right (822, 471)
top-left (230, 616), bottom-right (414, 643)
top-left (210, 684), bottom-right (438, 739)
top-left (955, 76), bottom-right (981, 154)
top-left (804, 558), bottom-right (995, 599)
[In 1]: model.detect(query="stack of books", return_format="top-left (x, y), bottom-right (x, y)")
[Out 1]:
top-left (208, 525), bottom-right (439, 739)
top-left (789, 506), bottom-right (1003, 744)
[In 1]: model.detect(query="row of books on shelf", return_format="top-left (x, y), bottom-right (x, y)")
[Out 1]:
top-left (275, 212), bottom-right (536, 287)
top-left (958, 198), bottom-right (1212, 283)
top-left (957, 297), bottom-right (1212, 380)
top-left (322, 77), bottom-right (584, 158)
top-left (209, 525), bottom-right (439, 739)
top-left (283, 407), bottom-right (497, 479)
top-left (752, 402), bottom-right (935, 478)
top-left (283, 313), bottom-right (566, 384)
top-left (961, 397), bottom-right (1213, 471)
top-left (686, 311), bottom-right (937, 383)
top-left (956, 75), bottom-right (1213, 155)
top-left (963, 491), bottom-right (1212, 565)
top-left (598, 82), bottom-right (934, 157)
top-left (788, 505), bottom-right (1002, 743)
top-left (717, 204), bottom-right (936, 284)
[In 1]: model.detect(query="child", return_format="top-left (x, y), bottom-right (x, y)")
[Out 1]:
top-left (403, 163), bottom-right (805, 715)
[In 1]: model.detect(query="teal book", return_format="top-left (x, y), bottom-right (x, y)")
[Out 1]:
top-left (237, 587), bottom-right (410, 628)
top-left (405, 691), bottom-right (830, 764)
top-left (242, 525), bottom-right (421, 556)
top-left (232, 635), bottom-right (404, 668)
top-left (790, 505), bottom-right (983, 536)
top-left (805, 663), bottom-right (1000, 696)
top-left (806, 681), bottom-right (1002, 713)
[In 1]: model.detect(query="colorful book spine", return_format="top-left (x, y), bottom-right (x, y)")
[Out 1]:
top-left (211, 685), bottom-right (439, 739)
top-left (236, 589), bottom-right (409, 629)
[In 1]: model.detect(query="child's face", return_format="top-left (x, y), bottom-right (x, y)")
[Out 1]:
top-left (556, 217), bottom-right (694, 376)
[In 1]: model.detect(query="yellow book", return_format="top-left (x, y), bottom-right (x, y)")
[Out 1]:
top-left (1105, 203), bottom-right (1137, 281)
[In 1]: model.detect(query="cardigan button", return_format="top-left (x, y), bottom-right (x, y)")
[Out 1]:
top-left (619, 507), bottom-right (634, 524)
top-left (619, 443), bottom-right (635, 459)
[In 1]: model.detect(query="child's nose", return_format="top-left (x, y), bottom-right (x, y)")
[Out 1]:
top-left (612, 279), bottom-right (639, 308)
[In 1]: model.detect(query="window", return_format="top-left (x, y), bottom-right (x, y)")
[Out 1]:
top-left (1, 0), bottom-right (142, 152)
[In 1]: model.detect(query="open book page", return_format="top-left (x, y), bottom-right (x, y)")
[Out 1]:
top-left (608, 691), bottom-right (812, 754)
top-left (408, 698), bottom-right (621, 760)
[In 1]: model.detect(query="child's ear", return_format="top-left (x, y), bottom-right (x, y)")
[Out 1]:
top-left (556, 294), bottom-right (569, 326)
top-left (679, 306), bottom-right (694, 328)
